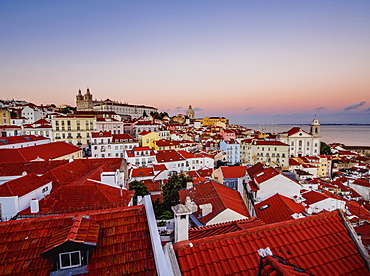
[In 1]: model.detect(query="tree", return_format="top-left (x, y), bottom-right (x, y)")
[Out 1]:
top-left (128, 180), bottom-right (149, 205)
top-left (320, 142), bottom-right (332, 155)
top-left (162, 173), bottom-right (192, 210)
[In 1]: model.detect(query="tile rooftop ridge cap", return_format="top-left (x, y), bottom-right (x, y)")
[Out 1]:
top-left (180, 210), bottom-right (342, 246)
top-left (68, 214), bottom-right (83, 241)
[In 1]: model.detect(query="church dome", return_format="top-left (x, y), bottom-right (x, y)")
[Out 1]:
top-left (186, 105), bottom-right (195, 119)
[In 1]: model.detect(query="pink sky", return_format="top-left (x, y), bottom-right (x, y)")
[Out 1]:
top-left (1, 1), bottom-right (369, 124)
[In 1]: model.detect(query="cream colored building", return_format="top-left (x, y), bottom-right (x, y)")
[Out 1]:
top-left (241, 140), bottom-right (289, 168)
top-left (52, 115), bottom-right (96, 147)
top-left (0, 109), bottom-right (11, 126)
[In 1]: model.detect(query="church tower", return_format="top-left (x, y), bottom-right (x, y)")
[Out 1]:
top-left (310, 118), bottom-right (321, 137)
top-left (76, 88), bottom-right (94, 111)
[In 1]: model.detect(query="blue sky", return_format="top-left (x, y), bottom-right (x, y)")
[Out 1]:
top-left (1, 1), bottom-right (370, 124)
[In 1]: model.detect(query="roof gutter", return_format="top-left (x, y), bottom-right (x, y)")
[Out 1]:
top-left (338, 209), bottom-right (370, 270)
top-left (141, 195), bottom-right (174, 276)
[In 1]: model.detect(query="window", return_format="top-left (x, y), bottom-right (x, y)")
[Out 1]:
top-left (59, 251), bottom-right (81, 269)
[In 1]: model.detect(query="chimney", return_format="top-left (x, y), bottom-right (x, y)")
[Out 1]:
top-left (185, 196), bottom-right (198, 213)
top-left (186, 181), bottom-right (193, 189)
top-left (30, 199), bottom-right (39, 213)
top-left (199, 203), bottom-right (212, 217)
top-left (172, 204), bottom-right (192, 243)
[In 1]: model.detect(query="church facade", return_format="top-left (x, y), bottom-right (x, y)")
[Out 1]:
top-left (75, 89), bottom-right (158, 119)
top-left (278, 119), bottom-right (321, 157)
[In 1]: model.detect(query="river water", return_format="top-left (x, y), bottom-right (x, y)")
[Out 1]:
top-left (242, 124), bottom-right (370, 146)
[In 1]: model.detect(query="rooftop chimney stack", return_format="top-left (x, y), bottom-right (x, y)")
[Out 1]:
top-left (30, 199), bottom-right (39, 214)
top-left (172, 204), bottom-right (192, 243)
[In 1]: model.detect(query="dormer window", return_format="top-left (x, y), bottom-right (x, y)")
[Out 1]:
top-left (59, 250), bottom-right (81, 269)
top-left (41, 215), bottom-right (99, 274)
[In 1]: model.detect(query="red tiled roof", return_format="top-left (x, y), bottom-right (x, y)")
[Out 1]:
top-left (42, 158), bottom-right (122, 188)
top-left (253, 167), bottom-right (280, 183)
top-left (133, 146), bottom-right (151, 151)
top-left (220, 166), bottom-right (247, 179)
top-left (352, 178), bottom-right (370, 188)
top-left (42, 215), bottom-right (100, 254)
top-left (153, 164), bottom-right (167, 171)
top-left (247, 162), bottom-right (265, 178)
top-left (254, 141), bottom-right (289, 146)
top-left (0, 206), bottom-right (157, 275)
top-left (19, 181), bottom-right (133, 216)
top-left (0, 135), bottom-right (49, 145)
top-left (187, 168), bottom-right (213, 180)
top-left (91, 131), bottom-right (112, 138)
top-left (131, 167), bottom-right (155, 177)
top-left (177, 150), bottom-right (196, 159)
top-left (156, 150), bottom-right (185, 163)
top-left (173, 211), bottom-right (370, 275)
top-left (179, 180), bottom-right (250, 225)
top-left (286, 127), bottom-right (311, 137)
top-left (255, 193), bottom-right (305, 224)
top-left (142, 180), bottom-right (162, 192)
top-left (0, 142), bottom-right (82, 162)
top-left (33, 119), bottom-right (50, 125)
top-left (301, 190), bottom-right (332, 205)
top-left (0, 173), bottom-right (51, 197)
top-left (193, 177), bottom-right (207, 184)
top-left (189, 217), bottom-right (265, 240)
top-left (346, 201), bottom-right (370, 220)
top-left (155, 139), bottom-right (181, 147)
top-left (289, 158), bottom-right (302, 166)
top-left (0, 160), bottom-right (68, 176)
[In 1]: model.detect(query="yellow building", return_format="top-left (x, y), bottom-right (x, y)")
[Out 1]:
top-left (52, 115), bottom-right (96, 147)
top-left (137, 131), bottom-right (161, 148)
top-left (153, 139), bottom-right (181, 151)
top-left (0, 109), bottom-right (11, 126)
top-left (202, 116), bottom-right (228, 126)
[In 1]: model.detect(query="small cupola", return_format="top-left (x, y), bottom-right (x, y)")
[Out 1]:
top-left (41, 215), bottom-right (100, 275)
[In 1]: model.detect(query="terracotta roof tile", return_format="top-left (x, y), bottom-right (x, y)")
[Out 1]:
top-left (173, 211), bottom-right (370, 276)
top-left (179, 180), bottom-right (250, 225)
top-left (0, 160), bottom-right (68, 176)
top-left (0, 174), bottom-right (51, 197)
top-left (0, 206), bottom-right (157, 275)
top-left (253, 167), bottom-right (280, 183)
top-left (220, 166), bottom-right (247, 179)
top-left (19, 181), bottom-right (133, 216)
top-left (255, 193), bottom-right (306, 224)
top-left (156, 150), bottom-right (185, 163)
top-left (189, 217), bottom-right (265, 240)
top-left (131, 167), bottom-right (155, 177)
top-left (0, 142), bottom-right (81, 162)
top-left (301, 190), bottom-right (332, 205)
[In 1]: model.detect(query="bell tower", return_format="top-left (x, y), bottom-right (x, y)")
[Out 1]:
top-left (310, 118), bottom-right (321, 137)
top-left (76, 88), bottom-right (94, 111)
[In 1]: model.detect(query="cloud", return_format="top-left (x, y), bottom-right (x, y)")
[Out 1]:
top-left (245, 107), bottom-right (252, 111)
top-left (193, 107), bottom-right (203, 111)
top-left (343, 101), bottom-right (366, 111)
top-left (314, 106), bottom-right (326, 111)
top-left (174, 106), bottom-right (184, 113)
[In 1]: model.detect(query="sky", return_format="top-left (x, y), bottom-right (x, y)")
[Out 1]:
top-left (1, 1), bottom-right (370, 124)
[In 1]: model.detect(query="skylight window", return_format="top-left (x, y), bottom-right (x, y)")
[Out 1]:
top-left (259, 204), bottom-right (270, 211)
